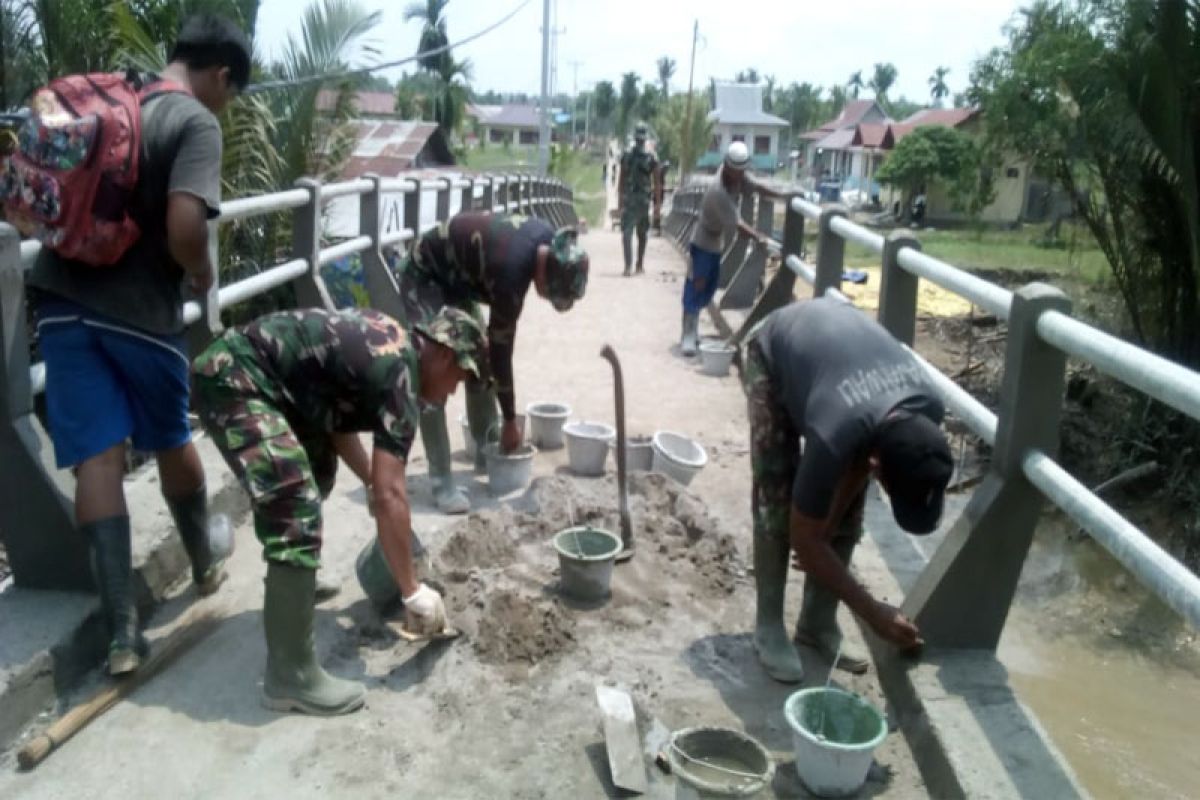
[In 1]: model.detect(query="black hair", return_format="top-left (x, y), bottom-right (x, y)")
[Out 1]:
top-left (169, 15), bottom-right (253, 91)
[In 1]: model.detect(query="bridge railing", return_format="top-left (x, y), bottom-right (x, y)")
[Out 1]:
top-left (663, 181), bottom-right (1200, 645)
top-left (0, 172), bottom-right (577, 590)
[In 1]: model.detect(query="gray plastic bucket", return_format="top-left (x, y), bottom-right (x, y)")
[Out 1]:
top-left (651, 430), bottom-right (708, 487)
top-left (527, 402), bottom-right (571, 449)
top-left (699, 341), bottom-right (737, 377)
top-left (553, 526), bottom-right (621, 601)
top-left (610, 433), bottom-right (654, 472)
top-left (485, 442), bottom-right (535, 496)
top-left (667, 726), bottom-right (775, 798)
top-left (355, 534), bottom-right (429, 611)
top-left (784, 687), bottom-right (887, 797)
top-left (564, 421), bottom-right (615, 476)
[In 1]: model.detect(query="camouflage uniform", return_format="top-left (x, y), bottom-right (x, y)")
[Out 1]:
top-left (395, 211), bottom-right (553, 420)
top-left (619, 140), bottom-right (659, 270)
top-left (191, 308), bottom-right (422, 568)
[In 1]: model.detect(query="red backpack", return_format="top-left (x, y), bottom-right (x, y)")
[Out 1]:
top-left (0, 72), bottom-right (190, 266)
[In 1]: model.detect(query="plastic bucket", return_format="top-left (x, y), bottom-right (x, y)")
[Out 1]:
top-left (354, 534), bottom-right (429, 611)
top-left (527, 402), bottom-right (571, 449)
top-left (610, 434), bottom-right (654, 472)
top-left (651, 431), bottom-right (708, 487)
top-left (563, 421), bottom-right (615, 476)
top-left (784, 687), bottom-right (887, 797)
top-left (553, 526), bottom-right (621, 601)
top-left (459, 413), bottom-right (476, 460)
top-left (699, 341), bottom-right (737, 377)
top-left (485, 442), bottom-right (535, 496)
top-left (667, 726), bottom-right (775, 799)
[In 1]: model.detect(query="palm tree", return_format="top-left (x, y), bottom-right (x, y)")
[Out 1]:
top-left (617, 71), bottom-right (639, 139)
top-left (637, 83), bottom-right (659, 125)
top-left (592, 79), bottom-right (615, 133)
top-left (828, 84), bottom-right (848, 118)
top-left (403, 0), bottom-right (449, 73)
top-left (928, 66), bottom-right (950, 107)
top-left (847, 70), bottom-right (864, 99)
top-left (430, 53), bottom-right (471, 136)
top-left (656, 56), bottom-right (675, 99)
top-left (869, 62), bottom-right (897, 104)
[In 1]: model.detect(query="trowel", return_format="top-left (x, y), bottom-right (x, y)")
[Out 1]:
top-left (600, 345), bottom-right (635, 562)
top-left (596, 685), bottom-right (648, 794)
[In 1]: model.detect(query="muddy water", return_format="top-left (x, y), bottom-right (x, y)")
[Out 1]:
top-left (1000, 517), bottom-right (1200, 799)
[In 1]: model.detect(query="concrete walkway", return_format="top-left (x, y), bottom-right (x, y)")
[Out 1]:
top-left (0, 228), bottom-right (926, 798)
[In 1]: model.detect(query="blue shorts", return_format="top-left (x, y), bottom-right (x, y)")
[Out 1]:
top-left (683, 243), bottom-right (722, 314)
top-left (36, 298), bottom-right (192, 468)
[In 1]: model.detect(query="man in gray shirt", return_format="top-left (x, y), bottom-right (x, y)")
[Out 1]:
top-left (28, 15), bottom-right (250, 675)
top-left (680, 141), bottom-right (769, 355)
top-left (742, 298), bottom-right (953, 682)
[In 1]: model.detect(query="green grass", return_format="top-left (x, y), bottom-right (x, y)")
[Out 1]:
top-left (460, 146), bottom-right (606, 228)
top-left (460, 146), bottom-right (540, 173)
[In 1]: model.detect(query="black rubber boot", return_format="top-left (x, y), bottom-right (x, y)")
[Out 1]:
top-left (621, 227), bottom-right (633, 275)
top-left (636, 228), bottom-right (647, 272)
top-left (753, 530), bottom-right (805, 683)
top-left (83, 516), bottom-right (147, 676)
top-left (166, 484), bottom-right (225, 596)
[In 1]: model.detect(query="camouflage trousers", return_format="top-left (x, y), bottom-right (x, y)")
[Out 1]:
top-left (620, 200), bottom-right (651, 236)
top-left (394, 255), bottom-right (488, 390)
top-left (192, 335), bottom-right (335, 569)
top-left (742, 339), bottom-right (864, 546)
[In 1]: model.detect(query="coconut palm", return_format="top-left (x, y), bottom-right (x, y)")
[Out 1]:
top-left (617, 71), bottom-right (639, 139)
top-left (847, 70), bottom-right (864, 99)
top-left (869, 62), bottom-right (897, 104)
top-left (403, 0), bottom-right (449, 74)
top-left (928, 66), bottom-right (950, 107)
top-left (656, 56), bottom-right (675, 100)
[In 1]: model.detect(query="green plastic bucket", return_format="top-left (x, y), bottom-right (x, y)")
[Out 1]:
top-left (552, 526), bottom-right (621, 601)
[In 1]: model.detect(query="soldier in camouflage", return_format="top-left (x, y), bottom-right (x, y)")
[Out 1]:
top-left (393, 210), bottom-right (589, 513)
top-left (617, 122), bottom-right (661, 276)
top-left (192, 306), bottom-right (486, 715)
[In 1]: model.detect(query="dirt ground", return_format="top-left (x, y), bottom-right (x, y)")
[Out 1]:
top-left (0, 228), bottom-right (925, 799)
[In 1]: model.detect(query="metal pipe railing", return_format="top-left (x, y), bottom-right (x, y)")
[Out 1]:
top-left (830, 215), bottom-right (885, 254)
top-left (217, 259), bottom-right (309, 310)
top-left (320, 179), bottom-right (374, 200)
top-left (896, 246), bottom-right (1014, 320)
top-left (785, 254), bottom-right (816, 286)
top-left (220, 189), bottom-right (310, 222)
top-left (380, 229), bottom-right (415, 248)
top-left (908, 347), bottom-right (999, 445)
top-left (1037, 309), bottom-right (1200, 423)
top-left (317, 236), bottom-right (373, 266)
top-left (1024, 450), bottom-right (1200, 628)
top-left (791, 196), bottom-right (821, 221)
top-left (378, 178), bottom-right (419, 194)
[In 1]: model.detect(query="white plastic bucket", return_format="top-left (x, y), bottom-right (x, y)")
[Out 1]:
top-left (563, 421), bottom-right (615, 476)
top-left (699, 341), bottom-right (737, 377)
top-left (527, 402), bottom-right (571, 449)
top-left (667, 726), bottom-right (775, 798)
top-left (610, 434), bottom-right (654, 472)
top-left (651, 431), bottom-right (708, 487)
top-left (459, 413), bottom-right (476, 459)
top-left (784, 687), bottom-right (887, 797)
top-left (485, 442), bottom-right (535, 496)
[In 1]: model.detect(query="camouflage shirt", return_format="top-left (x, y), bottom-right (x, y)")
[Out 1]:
top-left (215, 308), bottom-right (421, 459)
top-left (619, 146), bottom-right (658, 211)
top-left (410, 212), bottom-right (553, 418)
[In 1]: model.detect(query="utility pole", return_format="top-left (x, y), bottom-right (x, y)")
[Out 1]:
top-left (681, 20), bottom-right (699, 180)
top-left (537, 0), bottom-right (551, 174)
top-left (568, 59), bottom-right (582, 145)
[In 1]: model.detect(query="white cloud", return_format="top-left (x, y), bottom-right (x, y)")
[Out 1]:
top-left (255, 0), bottom-right (1021, 104)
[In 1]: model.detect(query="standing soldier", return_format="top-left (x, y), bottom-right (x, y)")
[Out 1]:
top-left (192, 307), bottom-right (485, 715)
top-left (393, 212), bottom-right (589, 513)
top-left (617, 122), bottom-right (661, 276)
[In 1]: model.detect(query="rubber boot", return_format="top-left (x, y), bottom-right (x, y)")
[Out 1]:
top-left (795, 533), bottom-right (870, 675)
top-left (83, 516), bottom-right (148, 676)
top-left (166, 485), bottom-right (228, 597)
top-left (261, 562), bottom-right (365, 715)
top-left (621, 228), bottom-right (633, 276)
top-left (465, 381), bottom-right (499, 475)
top-left (635, 228), bottom-right (647, 273)
top-left (753, 531), bottom-right (805, 683)
top-left (314, 571), bottom-right (341, 602)
top-left (680, 312), bottom-right (699, 357)
top-left (419, 406), bottom-right (470, 514)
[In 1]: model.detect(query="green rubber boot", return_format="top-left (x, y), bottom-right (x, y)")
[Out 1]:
top-left (419, 406), bottom-right (470, 514)
top-left (84, 516), bottom-right (148, 676)
top-left (261, 563), bottom-right (366, 716)
top-left (465, 381), bottom-right (499, 475)
top-left (166, 485), bottom-right (227, 597)
top-left (795, 532), bottom-right (870, 675)
top-left (753, 531), bottom-right (805, 683)
top-left (681, 312), bottom-right (699, 357)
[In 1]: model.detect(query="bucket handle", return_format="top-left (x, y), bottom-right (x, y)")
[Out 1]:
top-left (668, 741), bottom-right (766, 785)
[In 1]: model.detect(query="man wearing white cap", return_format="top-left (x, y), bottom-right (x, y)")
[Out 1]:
top-left (680, 141), bottom-right (770, 356)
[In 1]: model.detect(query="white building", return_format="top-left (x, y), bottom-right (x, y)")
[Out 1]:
top-left (698, 83), bottom-right (788, 173)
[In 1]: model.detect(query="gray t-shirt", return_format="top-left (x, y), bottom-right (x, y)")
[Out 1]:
top-left (690, 171), bottom-right (740, 253)
top-left (28, 88), bottom-right (222, 335)
top-left (753, 297), bottom-right (944, 518)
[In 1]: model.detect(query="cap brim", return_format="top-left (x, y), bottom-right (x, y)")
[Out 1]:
top-left (891, 489), bottom-right (945, 535)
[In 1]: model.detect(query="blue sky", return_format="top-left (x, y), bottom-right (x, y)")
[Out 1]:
top-left (256, 0), bottom-right (1024, 104)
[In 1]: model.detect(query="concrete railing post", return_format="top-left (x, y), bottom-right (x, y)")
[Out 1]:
top-left (733, 194), bottom-right (802, 345)
top-left (291, 178), bottom-right (335, 311)
top-left (721, 194), bottom-right (773, 310)
top-left (878, 230), bottom-right (921, 346)
top-left (719, 190), bottom-right (756, 288)
top-left (459, 178), bottom-right (474, 215)
top-left (0, 223), bottom-right (92, 589)
top-left (435, 178), bottom-right (451, 224)
top-left (359, 174), bottom-right (405, 322)
top-left (814, 204), bottom-right (847, 297)
top-left (495, 178), bottom-right (508, 213)
top-left (404, 180), bottom-right (422, 247)
top-left (478, 177), bottom-right (494, 214)
top-left (903, 283), bottom-right (1072, 649)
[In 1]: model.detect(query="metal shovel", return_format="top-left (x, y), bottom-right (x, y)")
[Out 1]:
top-left (600, 345), bottom-right (634, 562)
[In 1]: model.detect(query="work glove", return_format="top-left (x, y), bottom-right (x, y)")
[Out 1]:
top-left (403, 583), bottom-right (447, 635)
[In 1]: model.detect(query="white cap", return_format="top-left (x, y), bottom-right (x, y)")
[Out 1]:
top-left (724, 141), bottom-right (750, 171)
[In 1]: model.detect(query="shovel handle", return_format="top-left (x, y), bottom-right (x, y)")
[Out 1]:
top-left (599, 345), bottom-right (633, 552)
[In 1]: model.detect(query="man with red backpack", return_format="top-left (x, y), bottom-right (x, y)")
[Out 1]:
top-left (22, 15), bottom-right (251, 676)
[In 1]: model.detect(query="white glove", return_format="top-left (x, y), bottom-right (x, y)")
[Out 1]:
top-left (402, 583), bottom-right (446, 634)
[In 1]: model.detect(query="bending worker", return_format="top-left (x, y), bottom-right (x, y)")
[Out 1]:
top-left (617, 122), bottom-right (661, 276)
top-left (743, 298), bottom-right (954, 683)
top-left (393, 211), bottom-right (589, 513)
top-left (681, 141), bottom-right (770, 356)
top-left (193, 306), bottom-right (486, 715)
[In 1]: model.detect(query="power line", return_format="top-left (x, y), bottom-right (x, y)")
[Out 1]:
top-left (245, 0), bottom-right (535, 94)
